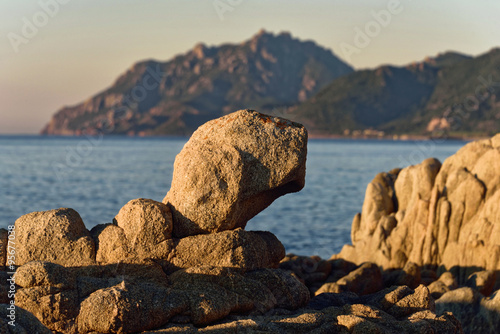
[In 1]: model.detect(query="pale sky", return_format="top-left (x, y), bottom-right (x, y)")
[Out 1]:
top-left (1, 0), bottom-right (499, 134)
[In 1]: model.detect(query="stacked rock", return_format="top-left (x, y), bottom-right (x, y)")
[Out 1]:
top-left (0, 110), bottom-right (465, 333)
top-left (2, 110), bottom-right (310, 333)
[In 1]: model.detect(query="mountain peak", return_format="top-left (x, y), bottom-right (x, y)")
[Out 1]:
top-left (192, 42), bottom-right (208, 59)
top-left (41, 31), bottom-right (353, 136)
top-left (422, 51), bottom-right (471, 68)
top-left (255, 28), bottom-right (268, 37)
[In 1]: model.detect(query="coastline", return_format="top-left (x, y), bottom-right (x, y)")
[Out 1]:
top-left (2, 112), bottom-right (498, 333)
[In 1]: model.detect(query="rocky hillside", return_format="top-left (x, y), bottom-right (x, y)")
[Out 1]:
top-left (41, 30), bottom-right (353, 136)
top-left (292, 49), bottom-right (500, 136)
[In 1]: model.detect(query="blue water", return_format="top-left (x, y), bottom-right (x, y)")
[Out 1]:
top-left (0, 136), bottom-right (466, 258)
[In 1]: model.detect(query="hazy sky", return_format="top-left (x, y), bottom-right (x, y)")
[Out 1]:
top-left (1, 0), bottom-right (499, 134)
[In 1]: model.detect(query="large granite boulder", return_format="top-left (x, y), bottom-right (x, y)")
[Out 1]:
top-left (335, 134), bottom-right (500, 284)
top-left (164, 109), bottom-right (308, 237)
top-left (14, 208), bottom-right (96, 267)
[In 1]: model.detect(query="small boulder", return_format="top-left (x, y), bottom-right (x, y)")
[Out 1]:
top-left (383, 262), bottom-right (421, 289)
top-left (316, 262), bottom-right (383, 296)
top-left (14, 208), bottom-right (95, 267)
top-left (465, 270), bottom-right (497, 297)
top-left (386, 284), bottom-right (435, 318)
top-left (77, 281), bottom-right (187, 333)
top-left (245, 268), bottom-right (311, 310)
top-left (14, 261), bottom-right (75, 289)
top-left (436, 287), bottom-right (488, 333)
top-left (164, 109), bottom-right (308, 237)
top-left (91, 223), bottom-right (130, 264)
top-left (428, 280), bottom-right (451, 300)
top-left (279, 254), bottom-right (332, 287)
top-left (114, 198), bottom-right (173, 258)
top-left (0, 304), bottom-right (53, 333)
top-left (15, 286), bottom-right (80, 333)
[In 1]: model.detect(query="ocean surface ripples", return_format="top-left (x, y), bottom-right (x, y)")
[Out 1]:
top-left (0, 136), bottom-right (466, 258)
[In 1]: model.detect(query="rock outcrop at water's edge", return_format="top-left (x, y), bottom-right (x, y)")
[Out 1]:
top-left (1, 110), bottom-right (483, 333)
top-left (331, 133), bottom-right (500, 333)
top-left (334, 134), bottom-right (500, 277)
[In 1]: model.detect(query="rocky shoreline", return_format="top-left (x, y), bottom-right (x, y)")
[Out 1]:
top-left (1, 110), bottom-right (498, 333)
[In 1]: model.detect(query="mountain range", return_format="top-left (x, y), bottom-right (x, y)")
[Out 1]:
top-left (41, 30), bottom-right (500, 137)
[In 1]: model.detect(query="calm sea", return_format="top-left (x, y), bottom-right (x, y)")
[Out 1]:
top-left (0, 136), bottom-right (466, 258)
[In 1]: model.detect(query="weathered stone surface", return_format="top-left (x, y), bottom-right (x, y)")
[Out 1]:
top-left (114, 198), bottom-right (173, 258)
top-left (316, 262), bottom-right (382, 296)
top-left (164, 109), bottom-right (308, 237)
top-left (436, 287), bottom-right (500, 334)
top-left (333, 134), bottom-right (500, 282)
top-left (245, 268), bottom-right (310, 310)
top-left (78, 281), bottom-right (187, 333)
top-left (0, 304), bottom-right (53, 333)
top-left (167, 229), bottom-right (285, 272)
top-left (14, 261), bottom-right (76, 289)
top-left (170, 266), bottom-right (275, 319)
top-left (149, 286), bottom-right (462, 333)
top-left (169, 266), bottom-right (309, 325)
top-left (383, 261), bottom-right (421, 289)
top-left (15, 286), bottom-right (80, 333)
top-left (385, 284), bottom-right (435, 318)
top-left (465, 270), bottom-right (497, 297)
top-left (428, 280), bottom-right (451, 300)
top-left (279, 254), bottom-right (332, 289)
top-left (14, 208), bottom-right (95, 267)
top-left (314, 284), bottom-right (435, 320)
top-left (0, 228), bottom-right (8, 268)
top-left (91, 223), bottom-right (131, 264)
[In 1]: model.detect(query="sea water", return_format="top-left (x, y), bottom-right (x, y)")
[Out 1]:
top-left (0, 136), bottom-right (466, 258)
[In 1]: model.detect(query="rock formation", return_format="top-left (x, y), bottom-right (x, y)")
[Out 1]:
top-left (41, 30), bottom-right (353, 136)
top-left (335, 134), bottom-right (500, 279)
top-left (331, 133), bottom-right (500, 333)
top-left (164, 109), bottom-right (308, 237)
top-left (0, 111), bottom-right (475, 333)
